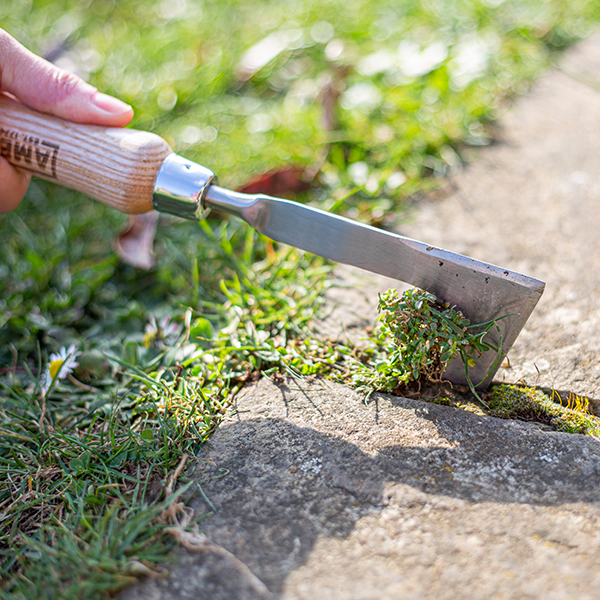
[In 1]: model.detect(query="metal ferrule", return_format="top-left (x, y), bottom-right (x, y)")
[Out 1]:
top-left (152, 154), bottom-right (216, 220)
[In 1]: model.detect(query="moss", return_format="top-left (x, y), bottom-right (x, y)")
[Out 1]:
top-left (425, 395), bottom-right (485, 414)
top-left (489, 384), bottom-right (600, 437)
top-left (427, 397), bottom-right (453, 406)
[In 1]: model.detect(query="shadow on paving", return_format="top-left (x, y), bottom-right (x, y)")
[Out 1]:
top-left (122, 377), bottom-right (600, 600)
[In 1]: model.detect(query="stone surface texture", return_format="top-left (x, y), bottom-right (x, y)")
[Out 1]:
top-left (402, 65), bottom-right (600, 399)
top-left (123, 378), bottom-right (600, 599)
top-left (121, 32), bottom-right (600, 600)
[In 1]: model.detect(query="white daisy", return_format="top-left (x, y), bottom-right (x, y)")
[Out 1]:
top-left (40, 344), bottom-right (80, 395)
top-left (144, 315), bottom-right (181, 348)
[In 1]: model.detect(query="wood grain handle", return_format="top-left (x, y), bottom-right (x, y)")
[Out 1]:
top-left (0, 95), bottom-right (173, 214)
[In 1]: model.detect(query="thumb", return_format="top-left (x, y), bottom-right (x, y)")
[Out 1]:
top-left (0, 30), bottom-right (133, 127)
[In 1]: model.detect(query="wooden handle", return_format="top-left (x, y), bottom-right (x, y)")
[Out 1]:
top-left (0, 95), bottom-right (173, 214)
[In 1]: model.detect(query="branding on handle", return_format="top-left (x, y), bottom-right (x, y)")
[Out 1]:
top-left (0, 127), bottom-right (60, 179)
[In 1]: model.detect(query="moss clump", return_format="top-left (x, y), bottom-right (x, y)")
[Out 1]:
top-left (488, 384), bottom-right (600, 437)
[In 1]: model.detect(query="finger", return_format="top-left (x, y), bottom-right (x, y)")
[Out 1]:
top-left (0, 30), bottom-right (133, 127)
top-left (0, 156), bottom-right (31, 213)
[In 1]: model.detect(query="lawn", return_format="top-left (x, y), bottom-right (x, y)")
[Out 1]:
top-left (1, 0), bottom-right (600, 597)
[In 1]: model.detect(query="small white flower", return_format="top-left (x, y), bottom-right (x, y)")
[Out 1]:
top-left (144, 315), bottom-right (181, 347)
top-left (40, 344), bottom-right (80, 394)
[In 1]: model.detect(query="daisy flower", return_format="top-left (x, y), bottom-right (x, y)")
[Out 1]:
top-left (144, 316), bottom-right (181, 348)
top-left (40, 344), bottom-right (80, 395)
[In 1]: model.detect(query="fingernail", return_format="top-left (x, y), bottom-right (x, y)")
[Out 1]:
top-left (93, 92), bottom-right (132, 115)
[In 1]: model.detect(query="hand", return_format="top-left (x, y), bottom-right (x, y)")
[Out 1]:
top-left (0, 28), bottom-right (134, 213)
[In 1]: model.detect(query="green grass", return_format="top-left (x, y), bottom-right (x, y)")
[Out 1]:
top-left (1, 196), bottom-right (332, 596)
top-left (2, 0), bottom-right (600, 596)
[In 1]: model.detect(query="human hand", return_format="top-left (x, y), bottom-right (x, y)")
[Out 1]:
top-left (0, 28), bottom-right (134, 213)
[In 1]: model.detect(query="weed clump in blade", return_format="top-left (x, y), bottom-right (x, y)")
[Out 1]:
top-left (351, 288), bottom-right (502, 402)
top-left (347, 289), bottom-right (600, 438)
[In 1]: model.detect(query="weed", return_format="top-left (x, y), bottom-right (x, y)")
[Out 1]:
top-left (344, 291), bottom-right (600, 436)
top-left (349, 288), bottom-right (503, 402)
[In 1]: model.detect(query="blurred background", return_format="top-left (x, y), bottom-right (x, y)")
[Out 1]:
top-left (2, 4), bottom-right (600, 593)
top-left (3, 0), bottom-right (600, 213)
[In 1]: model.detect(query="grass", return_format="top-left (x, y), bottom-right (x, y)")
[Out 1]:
top-left (2, 0), bottom-right (600, 596)
top-left (1, 204), bottom-right (332, 597)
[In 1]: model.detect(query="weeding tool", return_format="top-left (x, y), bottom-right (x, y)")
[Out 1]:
top-left (0, 95), bottom-right (544, 388)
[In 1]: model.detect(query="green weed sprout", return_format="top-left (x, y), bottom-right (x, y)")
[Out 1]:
top-left (352, 288), bottom-right (504, 402)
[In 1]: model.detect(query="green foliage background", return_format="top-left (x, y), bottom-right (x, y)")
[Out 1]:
top-left (3, 0), bottom-right (600, 196)
top-left (2, 0), bottom-right (600, 368)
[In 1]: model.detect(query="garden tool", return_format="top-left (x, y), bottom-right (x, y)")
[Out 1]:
top-left (0, 95), bottom-right (544, 388)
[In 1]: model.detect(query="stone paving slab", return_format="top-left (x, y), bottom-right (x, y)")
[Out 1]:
top-left (122, 377), bottom-right (600, 599)
top-left (401, 65), bottom-right (600, 399)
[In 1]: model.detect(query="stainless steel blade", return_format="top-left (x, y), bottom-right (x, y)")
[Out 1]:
top-left (204, 184), bottom-right (544, 387)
